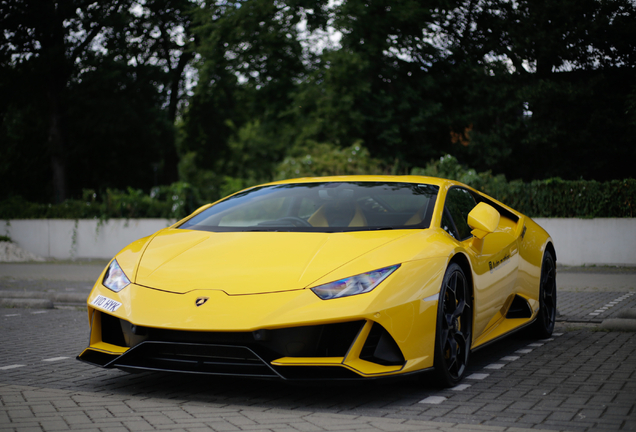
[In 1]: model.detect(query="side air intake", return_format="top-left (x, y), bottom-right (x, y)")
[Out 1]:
top-left (506, 295), bottom-right (533, 319)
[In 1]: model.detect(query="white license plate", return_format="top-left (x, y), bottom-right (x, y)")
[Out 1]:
top-left (90, 295), bottom-right (122, 313)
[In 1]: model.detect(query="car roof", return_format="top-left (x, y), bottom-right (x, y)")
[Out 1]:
top-left (262, 175), bottom-right (454, 188)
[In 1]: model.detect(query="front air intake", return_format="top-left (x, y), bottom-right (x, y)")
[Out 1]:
top-left (360, 323), bottom-right (405, 366)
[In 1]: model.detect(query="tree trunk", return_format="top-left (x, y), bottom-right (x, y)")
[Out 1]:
top-left (41, 1), bottom-right (69, 203)
top-left (47, 90), bottom-right (67, 203)
top-left (163, 49), bottom-right (194, 184)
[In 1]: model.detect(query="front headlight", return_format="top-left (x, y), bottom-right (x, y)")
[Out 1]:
top-left (311, 265), bottom-right (400, 300)
top-left (102, 259), bottom-right (131, 292)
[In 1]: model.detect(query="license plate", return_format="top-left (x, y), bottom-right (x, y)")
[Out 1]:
top-left (91, 295), bottom-right (122, 313)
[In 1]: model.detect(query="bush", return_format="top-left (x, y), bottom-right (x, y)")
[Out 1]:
top-left (1, 155), bottom-right (633, 219)
top-left (0, 182), bottom-right (199, 220)
top-left (275, 141), bottom-right (386, 180)
top-left (412, 155), bottom-right (635, 218)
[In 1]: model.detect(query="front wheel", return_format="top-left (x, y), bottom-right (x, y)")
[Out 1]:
top-left (433, 263), bottom-right (472, 387)
top-left (529, 250), bottom-right (557, 339)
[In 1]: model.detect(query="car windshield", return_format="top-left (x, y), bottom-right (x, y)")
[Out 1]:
top-left (179, 182), bottom-right (439, 233)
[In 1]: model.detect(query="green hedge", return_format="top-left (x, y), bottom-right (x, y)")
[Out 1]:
top-left (480, 178), bottom-right (635, 218)
top-left (413, 155), bottom-right (635, 218)
top-left (1, 163), bottom-right (634, 219)
top-left (0, 183), bottom-right (200, 220)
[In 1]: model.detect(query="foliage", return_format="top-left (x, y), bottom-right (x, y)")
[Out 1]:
top-left (177, 0), bottom-right (305, 188)
top-left (0, 183), bottom-right (199, 221)
top-left (275, 142), bottom-right (386, 180)
top-left (0, 0), bottom-right (197, 202)
top-left (413, 155), bottom-right (635, 218)
top-left (2, 0), bottom-right (636, 207)
top-left (2, 154), bottom-right (634, 219)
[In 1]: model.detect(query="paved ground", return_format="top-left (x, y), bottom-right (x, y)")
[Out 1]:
top-left (1, 262), bottom-right (635, 432)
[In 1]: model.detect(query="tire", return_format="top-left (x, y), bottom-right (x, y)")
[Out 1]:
top-left (529, 250), bottom-right (557, 339)
top-left (433, 263), bottom-right (472, 387)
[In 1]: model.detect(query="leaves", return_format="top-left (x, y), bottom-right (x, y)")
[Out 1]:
top-left (1, 0), bottom-right (635, 208)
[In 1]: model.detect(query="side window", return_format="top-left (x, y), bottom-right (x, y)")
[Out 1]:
top-left (444, 188), bottom-right (477, 240)
top-left (441, 210), bottom-right (458, 239)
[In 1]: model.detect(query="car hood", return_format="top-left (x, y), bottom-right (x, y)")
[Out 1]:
top-left (134, 229), bottom-right (411, 295)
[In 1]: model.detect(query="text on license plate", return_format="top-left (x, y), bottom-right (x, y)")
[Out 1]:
top-left (91, 295), bottom-right (122, 313)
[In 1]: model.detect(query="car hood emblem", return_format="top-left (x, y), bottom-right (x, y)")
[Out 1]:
top-left (195, 297), bottom-right (209, 307)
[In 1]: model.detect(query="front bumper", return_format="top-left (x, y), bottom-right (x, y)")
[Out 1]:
top-left (79, 257), bottom-right (444, 379)
top-left (78, 311), bottom-right (412, 380)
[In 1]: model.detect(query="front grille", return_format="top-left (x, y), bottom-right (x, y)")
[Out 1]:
top-left (94, 311), bottom-right (367, 379)
top-left (98, 310), bottom-right (363, 360)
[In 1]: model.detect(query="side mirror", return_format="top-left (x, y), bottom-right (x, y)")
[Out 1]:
top-left (467, 202), bottom-right (500, 239)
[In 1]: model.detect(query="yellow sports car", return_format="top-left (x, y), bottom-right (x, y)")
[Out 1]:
top-left (78, 176), bottom-right (556, 386)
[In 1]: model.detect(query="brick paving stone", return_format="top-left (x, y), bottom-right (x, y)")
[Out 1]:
top-left (448, 405), bottom-right (484, 416)
top-left (6, 410), bottom-right (36, 420)
top-left (29, 404), bottom-right (57, 415)
top-left (84, 410), bottom-right (114, 421)
top-left (58, 413), bottom-right (93, 426)
top-left (162, 410), bottom-right (195, 421)
top-left (37, 419), bottom-right (69, 430)
top-left (558, 292), bottom-right (636, 323)
top-left (142, 413), bottom-right (176, 426)
top-left (199, 420), bottom-right (241, 431)
top-left (280, 421), bottom-right (323, 432)
top-left (520, 412), bottom-right (552, 424)
top-left (2, 294), bottom-right (636, 432)
top-left (546, 411), bottom-right (576, 422)
top-left (622, 420), bottom-right (636, 430)
top-left (541, 420), bottom-right (589, 431)
top-left (12, 426), bottom-right (44, 432)
top-left (120, 419), bottom-right (155, 431)
top-left (508, 401), bottom-right (537, 411)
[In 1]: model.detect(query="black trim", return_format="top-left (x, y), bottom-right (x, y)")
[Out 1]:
top-left (113, 341), bottom-right (281, 378)
top-left (473, 194), bottom-right (519, 223)
top-left (77, 350), bottom-right (119, 367)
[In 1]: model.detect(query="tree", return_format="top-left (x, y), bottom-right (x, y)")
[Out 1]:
top-left (178, 0), bottom-right (306, 196)
top-left (408, 0), bottom-right (636, 180)
top-left (123, 0), bottom-right (199, 182)
top-left (1, 0), bottom-right (199, 201)
top-left (1, 0), bottom-right (134, 202)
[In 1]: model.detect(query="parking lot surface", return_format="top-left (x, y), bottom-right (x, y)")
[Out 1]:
top-left (1, 263), bottom-right (635, 432)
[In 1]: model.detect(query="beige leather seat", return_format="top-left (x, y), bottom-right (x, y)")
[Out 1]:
top-left (308, 202), bottom-right (367, 227)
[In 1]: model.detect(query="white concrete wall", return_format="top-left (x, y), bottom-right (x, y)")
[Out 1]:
top-left (1, 219), bottom-right (175, 260)
top-left (1, 218), bottom-right (635, 266)
top-left (533, 218), bottom-right (636, 267)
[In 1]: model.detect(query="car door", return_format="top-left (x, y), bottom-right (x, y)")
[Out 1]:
top-left (442, 187), bottom-right (520, 342)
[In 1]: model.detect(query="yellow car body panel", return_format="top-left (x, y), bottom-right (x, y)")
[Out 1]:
top-left (135, 230), bottom-right (415, 294)
top-left (78, 175), bottom-right (555, 383)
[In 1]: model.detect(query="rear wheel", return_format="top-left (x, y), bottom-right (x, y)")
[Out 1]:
top-left (433, 263), bottom-right (472, 387)
top-left (530, 250), bottom-right (557, 339)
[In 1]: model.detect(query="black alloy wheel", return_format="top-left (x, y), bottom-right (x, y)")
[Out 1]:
top-left (530, 250), bottom-right (557, 339)
top-left (433, 263), bottom-right (472, 387)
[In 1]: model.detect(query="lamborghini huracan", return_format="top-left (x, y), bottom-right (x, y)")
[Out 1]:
top-left (78, 176), bottom-right (557, 386)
